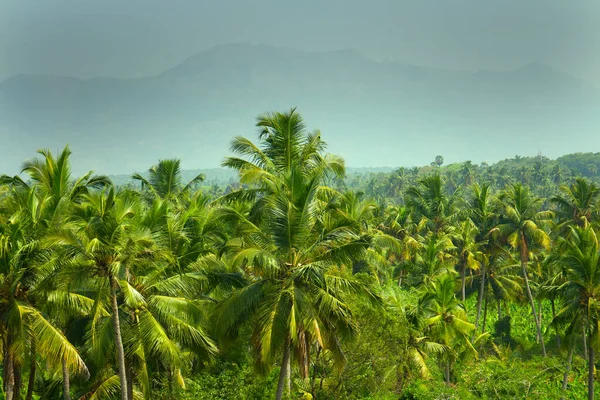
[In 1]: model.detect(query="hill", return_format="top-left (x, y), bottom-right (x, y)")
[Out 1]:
top-left (1, 43), bottom-right (598, 175)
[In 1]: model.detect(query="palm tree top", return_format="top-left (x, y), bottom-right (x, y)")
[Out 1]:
top-left (222, 108), bottom-right (345, 186)
top-left (132, 158), bottom-right (204, 199)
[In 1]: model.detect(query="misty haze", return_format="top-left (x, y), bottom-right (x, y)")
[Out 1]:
top-left (0, 1), bottom-right (599, 400)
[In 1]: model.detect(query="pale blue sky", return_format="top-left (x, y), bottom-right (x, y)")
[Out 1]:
top-left (1, 0), bottom-right (598, 83)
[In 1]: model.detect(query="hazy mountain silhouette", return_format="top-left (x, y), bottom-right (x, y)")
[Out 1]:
top-left (0, 43), bottom-right (598, 175)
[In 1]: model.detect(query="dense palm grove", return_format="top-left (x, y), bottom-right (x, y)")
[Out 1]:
top-left (1, 109), bottom-right (600, 399)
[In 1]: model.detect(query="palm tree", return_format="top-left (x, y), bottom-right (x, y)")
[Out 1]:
top-left (467, 249), bottom-right (523, 333)
top-left (551, 178), bottom-right (600, 228)
top-left (551, 165), bottom-right (564, 185)
top-left (453, 219), bottom-right (483, 302)
top-left (0, 146), bottom-right (106, 399)
top-left (133, 159), bottom-right (205, 201)
top-left (388, 168), bottom-right (410, 198)
top-left (553, 225), bottom-right (600, 399)
top-left (53, 187), bottom-right (153, 400)
top-left (459, 161), bottom-right (475, 186)
top-left (404, 174), bottom-right (460, 234)
top-left (419, 272), bottom-right (480, 386)
top-left (376, 205), bottom-right (419, 286)
top-left (412, 232), bottom-right (456, 282)
top-left (468, 183), bottom-right (497, 333)
top-left (218, 109), bottom-right (377, 400)
top-left (496, 183), bottom-right (552, 357)
top-left (384, 287), bottom-right (446, 387)
top-left (0, 186), bottom-right (88, 400)
top-left (6, 145), bottom-right (110, 209)
top-left (129, 191), bottom-right (244, 398)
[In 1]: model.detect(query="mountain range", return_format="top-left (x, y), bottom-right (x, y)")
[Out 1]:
top-left (0, 43), bottom-right (598, 175)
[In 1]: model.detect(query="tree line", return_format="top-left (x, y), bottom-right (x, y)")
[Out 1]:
top-left (0, 109), bottom-right (599, 399)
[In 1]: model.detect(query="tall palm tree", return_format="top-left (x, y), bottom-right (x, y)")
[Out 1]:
top-left (8, 146), bottom-right (110, 209)
top-left (496, 183), bottom-right (552, 357)
top-left (376, 205), bottom-right (419, 286)
top-left (453, 219), bottom-right (484, 302)
top-left (468, 183), bottom-right (497, 332)
top-left (53, 187), bottom-right (153, 400)
top-left (384, 287), bottom-right (446, 386)
top-left (0, 186), bottom-right (89, 400)
top-left (419, 272), bottom-right (480, 386)
top-left (218, 109), bottom-right (377, 400)
top-left (132, 159), bottom-right (205, 201)
top-left (412, 233), bottom-right (456, 282)
top-left (404, 174), bottom-right (460, 234)
top-left (551, 178), bottom-right (600, 228)
top-left (553, 225), bottom-right (600, 399)
top-left (0, 146), bottom-right (105, 399)
top-left (467, 249), bottom-right (523, 333)
top-left (459, 161), bottom-right (476, 186)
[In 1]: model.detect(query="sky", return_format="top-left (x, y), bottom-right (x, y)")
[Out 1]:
top-left (0, 0), bottom-right (598, 84)
top-left (0, 0), bottom-right (598, 175)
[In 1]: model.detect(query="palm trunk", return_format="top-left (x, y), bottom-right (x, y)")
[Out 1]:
top-left (14, 361), bottom-right (22, 400)
top-left (310, 346), bottom-right (321, 396)
top-left (444, 361), bottom-right (451, 386)
top-left (461, 262), bottom-right (466, 302)
top-left (482, 297), bottom-right (488, 333)
top-left (562, 340), bottom-right (574, 395)
top-left (25, 348), bottom-right (35, 400)
top-left (110, 276), bottom-right (129, 400)
top-left (551, 298), bottom-right (561, 347)
top-left (62, 359), bottom-right (71, 400)
top-left (522, 261), bottom-right (545, 355)
top-left (520, 234), bottom-right (546, 357)
top-left (474, 263), bottom-right (486, 334)
top-left (275, 334), bottom-right (292, 400)
top-left (497, 300), bottom-right (502, 320)
top-left (5, 334), bottom-right (15, 400)
top-left (588, 333), bottom-right (595, 400)
top-left (584, 331), bottom-right (589, 362)
top-left (126, 361), bottom-right (134, 400)
top-left (398, 270), bottom-right (404, 287)
top-left (538, 300), bottom-right (543, 335)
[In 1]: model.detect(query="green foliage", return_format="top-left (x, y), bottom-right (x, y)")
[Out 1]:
top-left (3, 111), bottom-right (600, 400)
top-left (401, 356), bottom-right (572, 399)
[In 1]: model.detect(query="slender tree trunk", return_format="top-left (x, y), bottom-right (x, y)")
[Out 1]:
top-left (25, 348), bottom-right (35, 400)
top-left (584, 331), bottom-right (589, 362)
top-left (276, 334), bottom-right (292, 400)
top-left (310, 346), bottom-right (321, 397)
top-left (167, 368), bottom-right (173, 399)
top-left (110, 276), bottom-right (129, 400)
top-left (520, 235), bottom-right (546, 357)
top-left (498, 300), bottom-right (502, 320)
top-left (562, 340), bottom-right (574, 395)
top-left (475, 263), bottom-right (486, 334)
top-left (126, 361), bottom-right (134, 400)
top-left (523, 261), bottom-right (545, 355)
top-left (444, 361), bottom-right (451, 386)
top-left (5, 334), bottom-right (15, 400)
top-left (588, 333), bottom-right (595, 400)
top-left (461, 262), bottom-right (466, 302)
top-left (398, 270), bottom-right (404, 287)
top-left (14, 361), bottom-right (22, 400)
top-left (538, 300), bottom-right (543, 333)
top-left (62, 359), bottom-right (71, 400)
top-left (551, 298), bottom-right (561, 347)
top-left (482, 297), bottom-right (488, 333)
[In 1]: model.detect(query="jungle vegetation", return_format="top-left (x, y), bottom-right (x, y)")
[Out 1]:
top-left (1, 109), bottom-right (600, 399)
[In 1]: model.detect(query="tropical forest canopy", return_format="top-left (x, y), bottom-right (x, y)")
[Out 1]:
top-left (2, 109), bottom-right (600, 399)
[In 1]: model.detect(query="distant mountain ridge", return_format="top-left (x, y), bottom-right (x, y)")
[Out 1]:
top-left (0, 43), bottom-right (598, 175)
